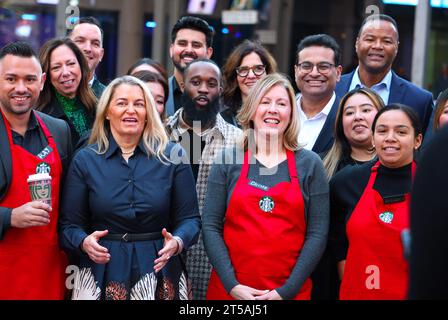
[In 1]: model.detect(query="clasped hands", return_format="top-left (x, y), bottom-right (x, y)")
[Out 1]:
top-left (230, 284), bottom-right (282, 300)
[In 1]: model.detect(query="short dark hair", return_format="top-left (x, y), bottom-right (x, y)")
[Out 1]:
top-left (67, 16), bottom-right (104, 43)
top-left (171, 16), bottom-right (214, 48)
top-left (0, 41), bottom-right (38, 61)
top-left (372, 104), bottom-right (422, 137)
top-left (183, 58), bottom-right (221, 78)
top-left (358, 14), bottom-right (399, 41)
top-left (295, 34), bottom-right (341, 66)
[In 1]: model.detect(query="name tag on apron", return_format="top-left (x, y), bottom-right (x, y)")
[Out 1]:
top-left (37, 145), bottom-right (53, 160)
top-left (248, 180), bottom-right (269, 191)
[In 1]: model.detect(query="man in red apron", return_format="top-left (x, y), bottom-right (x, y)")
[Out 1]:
top-left (0, 41), bottom-right (72, 299)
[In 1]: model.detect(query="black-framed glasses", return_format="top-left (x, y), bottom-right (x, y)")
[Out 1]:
top-left (235, 64), bottom-right (266, 77)
top-left (296, 62), bottom-right (335, 74)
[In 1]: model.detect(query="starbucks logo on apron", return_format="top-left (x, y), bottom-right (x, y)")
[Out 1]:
top-left (36, 162), bottom-right (51, 174)
top-left (259, 196), bottom-right (274, 213)
top-left (379, 211), bottom-right (394, 224)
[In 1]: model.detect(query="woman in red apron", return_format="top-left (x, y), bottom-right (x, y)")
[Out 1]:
top-left (202, 74), bottom-right (329, 300)
top-left (0, 110), bottom-right (67, 299)
top-left (334, 104), bottom-right (423, 300)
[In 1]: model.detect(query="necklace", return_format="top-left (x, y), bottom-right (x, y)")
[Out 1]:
top-left (120, 149), bottom-right (135, 155)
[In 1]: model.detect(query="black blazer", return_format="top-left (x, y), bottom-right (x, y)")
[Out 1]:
top-left (311, 96), bottom-right (340, 155)
top-left (335, 70), bottom-right (434, 135)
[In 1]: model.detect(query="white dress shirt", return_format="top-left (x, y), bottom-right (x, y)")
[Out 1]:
top-left (296, 92), bottom-right (336, 151)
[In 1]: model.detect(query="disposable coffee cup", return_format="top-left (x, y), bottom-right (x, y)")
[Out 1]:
top-left (27, 173), bottom-right (52, 207)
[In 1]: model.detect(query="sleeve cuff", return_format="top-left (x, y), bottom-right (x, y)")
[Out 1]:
top-left (173, 236), bottom-right (184, 255)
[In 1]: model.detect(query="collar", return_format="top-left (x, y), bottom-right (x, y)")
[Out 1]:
top-left (171, 76), bottom-right (182, 93)
top-left (297, 92), bottom-right (335, 120)
top-left (349, 66), bottom-right (392, 91)
top-left (167, 108), bottom-right (229, 140)
top-left (89, 75), bottom-right (96, 87)
top-left (104, 132), bottom-right (148, 159)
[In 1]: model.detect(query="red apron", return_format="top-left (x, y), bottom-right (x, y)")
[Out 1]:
top-left (206, 150), bottom-right (312, 300)
top-left (340, 161), bottom-right (415, 300)
top-left (0, 111), bottom-right (67, 300)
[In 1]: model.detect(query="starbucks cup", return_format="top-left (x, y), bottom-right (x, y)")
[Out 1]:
top-left (27, 173), bottom-right (52, 207)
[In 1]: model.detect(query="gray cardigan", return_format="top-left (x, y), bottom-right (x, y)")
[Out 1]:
top-left (202, 146), bottom-right (329, 299)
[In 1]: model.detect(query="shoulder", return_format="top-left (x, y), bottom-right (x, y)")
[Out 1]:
top-left (216, 114), bottom-right (242, 138)
top-left (393, 73), bottom-right (432, 100)
top-left (330, 160), bottom-right (373, 189)
top-left (36, 111), bottom-right (69, 133)
top-left (294, 148), bottom-right (324, 167)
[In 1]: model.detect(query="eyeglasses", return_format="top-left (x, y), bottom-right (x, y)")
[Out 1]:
top-left (235, 64), bottom-right (266, 77)
top-left (296, 62), bottom-right (335, 74)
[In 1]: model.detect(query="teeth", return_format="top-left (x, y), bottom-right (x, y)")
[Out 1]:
top-left (265, 119), bottom-right (279, 124)
top-left (61, 80), bottom-right (74, 85)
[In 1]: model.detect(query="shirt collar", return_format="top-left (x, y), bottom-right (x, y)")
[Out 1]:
top-left (349, 66), bottom-right (392, 91)
top-left (297, 92), bottom-right (335, 119)
top-left (166, 108), bottom-right (228, 140)
top-left (89, 75), bottom-right (96, 87)
top-left (104, 132), bottom-right (148, 159)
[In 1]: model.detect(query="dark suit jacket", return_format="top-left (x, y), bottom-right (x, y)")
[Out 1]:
top-left (335, 70), bottom-right (434, 135)
top-left (311, 96), bottom-right (340, 155)
top-left (166, 76), bottom-right (183, 117)
top-left (0, 110), bottom-right (73, 239)
top-left (91, 78), bottom-right (106, 100)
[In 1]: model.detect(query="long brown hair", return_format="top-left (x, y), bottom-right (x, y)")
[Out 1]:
top-left (36, 37), bottom-right (96, 113)
top-left (222, 40), bottom-right (277, 113)
top-left (323, 87), bottom-right (384, 179)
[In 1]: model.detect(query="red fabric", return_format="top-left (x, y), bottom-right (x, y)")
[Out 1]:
top-left (207, 150), bottom-right (311, 300)
top-left (340, 161), bottom-right (415, 300)
top-left (0, 111), bottom-right (67, 299)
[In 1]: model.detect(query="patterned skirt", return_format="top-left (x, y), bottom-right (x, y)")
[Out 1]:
top-left (71, 239), bottom-right (192, 300)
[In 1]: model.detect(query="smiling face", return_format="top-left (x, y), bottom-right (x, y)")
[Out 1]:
top-left (342, 93), bottom-right (379, 148)
top-left (237, 52), bottom-right (266, 100)
top-left (295, 45), bottom-right (341, 100)
top-left (70, 22), bottom-right (104, 76)
top-left (252, 84), bottom-right (292, 140)
top-left (356, 20), bottom-right (399, 75)
top-left (49, 45), bottom-right (82, 98)
top-left (0, 54), bottom-right (45, 116)
top-left (169, 29), bottom-right (212, 72)
top-left (373, 109), bottom-right (422, 168)
top-left (106, 83), bottom-right (147, 139)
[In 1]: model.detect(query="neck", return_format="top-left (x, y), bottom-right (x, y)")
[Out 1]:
top-left (113, 132), bottom-right (139, 153)
top-left (300, 94), bottom-right (332, 118)
top-left (255, 133), bottom-right (285, 157)
top-left (181, 110), bottom-right (216, 133)
top-left (350, 144), bottom-right (375, 162)
top-left (358, 66), bottom-right (389, 88)
top-left (173, 70), bottom-right (184, 92)
top-left (1, 107), bottom-right (31, 136)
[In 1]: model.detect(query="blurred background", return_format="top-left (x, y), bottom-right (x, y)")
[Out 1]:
top-left (1, 0), bottom-right (447, 97)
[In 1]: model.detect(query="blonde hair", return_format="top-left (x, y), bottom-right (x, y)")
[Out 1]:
top-left (88, 75), bottom-right (169, 162)
top-left (323, 87), bottom-right (384, 179)
top-left (237, 73), bottom-right (300, 151)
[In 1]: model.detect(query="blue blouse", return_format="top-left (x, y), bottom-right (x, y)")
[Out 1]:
top-left (59, 136), bottom-right (201, 255)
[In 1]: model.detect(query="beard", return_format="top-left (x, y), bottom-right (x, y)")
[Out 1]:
top-left (172, 52), bottom-right (198, 72)
top-left (0, 95), bottom-right (35, 116)
top-left (181, 91), bottom-right (220, 130)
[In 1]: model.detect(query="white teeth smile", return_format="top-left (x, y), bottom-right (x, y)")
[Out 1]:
top-left (61, 80), bottom-right (74, 85)
top-left (265, 119), bottom-right (279, 124)
top-left (13, 97), bottom-right (28, 101)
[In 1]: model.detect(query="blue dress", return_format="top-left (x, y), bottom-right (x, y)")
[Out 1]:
top-left (60, 136), bottom-right (201, 300)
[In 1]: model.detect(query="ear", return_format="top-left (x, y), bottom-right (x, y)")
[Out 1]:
top-left (99, 47), bottom-right (104, 62)
top-left (335, 65), bottom-right (343, 82)
top-left (206, 47), bottom-right (213, 59)
top-left (40, 73), bottom-right (47, 91)
top-left (355, 37), bottom-right (360, 55)
top-left (414, 133), bottom-right (423, 150)
top-left (169, 44), bottom-right (174, 59)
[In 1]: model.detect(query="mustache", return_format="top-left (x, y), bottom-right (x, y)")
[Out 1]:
top-left (181, 52), bottom-right (197, 59)
top-left (194, 95), bottom-right (210, 103)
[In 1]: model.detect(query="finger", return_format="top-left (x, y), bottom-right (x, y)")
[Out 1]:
top-left (90, 241), bottom-right (109, 254)
top-left (29, 208), bottom-right (51, 219)
top-left (162, 228), bottom-right (173, 240)
top-left (30, 201), bottom-right (52, 212)
top-left (29, 216), bottom-right (51, 226)
top-left (154, 253), bottom-right (170, 264)
top-left (93, 230), bottom-right (109, 239)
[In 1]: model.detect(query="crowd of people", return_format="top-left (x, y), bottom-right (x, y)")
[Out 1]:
top-left (0, 12), bottom-right (447, 300)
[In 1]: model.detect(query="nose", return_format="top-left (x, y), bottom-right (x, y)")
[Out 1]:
top-left (126, 104), bottom-right (137, 113)
top-left (83, 42), bottom-right (92, 53)
top-left (309, 65), bottom-right (321, 76)
top-left (246, 68), bottom-right (257, 79)
top-left (354, 109), bottom-right (364, 121)
top-left (15, 79), bottom-right (27, 93)
top-left (385, 130), bottom-right (397, 141)
top-left (198, 82), bottom-right (209, 93)
top-left (267, 102), bottom-right (279, 113)
top-left (61, 65), bottom-right (71, 76)
top-left (372, 39), bottom-right (383, 49)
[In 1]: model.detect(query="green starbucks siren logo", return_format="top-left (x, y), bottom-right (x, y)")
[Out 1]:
top-left (259, 196), bottom-right (274, 213)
